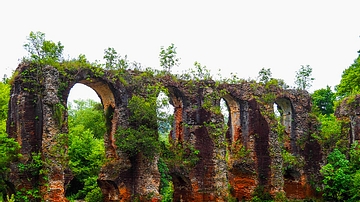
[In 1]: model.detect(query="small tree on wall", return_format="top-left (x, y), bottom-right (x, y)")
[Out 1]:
top-left (23, 31), bottom-right (64, 65)
top-left (159, 43), bottom-right (180, 73)
top-left (257, 67), bottom-right (272, 84)
top-left (103, 47), bottom-right (129, 70)
top-left (294, 65), bottom-right (314, 91)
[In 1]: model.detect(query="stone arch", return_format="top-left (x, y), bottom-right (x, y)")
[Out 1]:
top-left (167, 86), bottom-right (187, 141)
top-left (163, 86), bottom-right (194, 200)
top-left (274, 97), bottom-right (296, 154)
top-left (58, 69), bottom-right (137, 201)
top-left (275, 97), bottom-right (307, 198)
top-left (64, 76), bottom-right (118, 158)
top-left (222, 94), bottom-right (256, 200)
top-left (221, 94), bottom-right (241, 144)
top-left (156, 90), bottom-right (174, 138)
top-left (63, 77), bottom-right (119, 199)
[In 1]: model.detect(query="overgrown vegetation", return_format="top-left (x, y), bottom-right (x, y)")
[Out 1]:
top-left (336, 50), bottom-right (360, 98)
top-left (66, 99), bottom-right (106, 201)
top-left (319, 144), bottom-right (360, 201)
top-left (15, 152), bottom-right (44, 202)
top-left (0, 80), bottom-right (21, 201)
top-left (2, 31), bottom-right (360, 201)
top-left (115, 85), bottom-right (163, 160)
top-left (311, 86), bottom-right (335, 116)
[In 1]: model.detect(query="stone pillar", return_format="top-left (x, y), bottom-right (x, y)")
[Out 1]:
top-left (7, 77), bottom-right (41, 199)
top-left (41, 66), bottom-right (67, 201)
top-left (98, 155), bottom-right (132, 202)
top-left (172, 85), bottom-right (229, 201)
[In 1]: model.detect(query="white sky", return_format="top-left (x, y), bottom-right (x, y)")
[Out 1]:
top-left (1, 1), bottom-right (360, 102)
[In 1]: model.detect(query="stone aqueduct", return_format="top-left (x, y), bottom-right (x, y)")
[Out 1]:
top-left (7, 64), bottom-right (325, 201)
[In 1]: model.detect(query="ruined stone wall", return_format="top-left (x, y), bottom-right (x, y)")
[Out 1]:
top-left (7, 64), bottom-right (320, 201)
top-left (335, 95), bottom-right (360, 145)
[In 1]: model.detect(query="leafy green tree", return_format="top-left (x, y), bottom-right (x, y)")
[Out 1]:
top-left (312, 114), bottom-right (348, 155)
top-left (257, 68), bottom-right (272, 84)
top-left (255, 68), bottom-right (289, 89)
top-left (67, 127), bottom-right (105, 200)
top-left (352, 170), bottom-right (360, 200)
top-left (68, 127), bottom-right (105, 181)
top-left (311, 86), bottom-right (335, 115)
top-left (66, 99), bottom-right (106, 200)
top-left (159, 43), bottom-right (180, 73)
top-left (158, 157), bottom-right (173, 202)
top-left (0, 82), bottom-right (10, 123)
top-left (115, 83), bottom-right (174, 160)
top-left (0, 81), bottom-right (20, 200)
top-left (336, 50), bottom-right (360, 98)
top-left (84, 181), bottom-right (104, 202)
top-left (157, 92), bottom-right (173, 137)
top-left (320, 144), bottom-right (360, 202)
top-left (294, 65), bottom-right (314, 90)
top-left (68, 99), bottom-right (106, 139)
top-left (115, 93), bottom-right (159, 159)
top-left (193, 61), bottom-right (211, 80)
top-left (320, 149), bottom-right (352, 201)
top-left (349, 143), bottom-right (360, 200)
top-left (180, 61), bottom-right (212, 81)
top-left (103, 47), bottom-right (129, 70)
top-left (23, 31), bottom-right (64, 65)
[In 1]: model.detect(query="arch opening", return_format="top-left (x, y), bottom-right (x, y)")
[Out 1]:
top-left (220, 98), bottom-right (229, 124)
top-left (274, 98), bottom-right (301, 184)
top-left (220, 98), bottom-right (231, 144)
top-left (221, 94), bottom-right (241, 144)
top-left (65, 80), bottom-right (115, 201)
top-left (68, 83), bottom-right (101, 103)
top-left (157, 91), bottom-right (174, 144)
top-left (156, 90), bottom-right (175, 200)
top-left (274, 98), bottom-right (294, 152)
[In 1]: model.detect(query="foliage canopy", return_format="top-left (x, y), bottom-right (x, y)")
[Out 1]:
top-left (336, 50), bottom-right (360, 98)
top-left (311, 86), bottom-right (335, 116)
top-left (320, 144), bottom-right (360, 201)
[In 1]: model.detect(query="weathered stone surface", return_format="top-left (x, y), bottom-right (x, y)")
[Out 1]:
top-left (335, 95), bottom-right (360, 145)
top-left (7, 64), bottom-right (321, 201)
